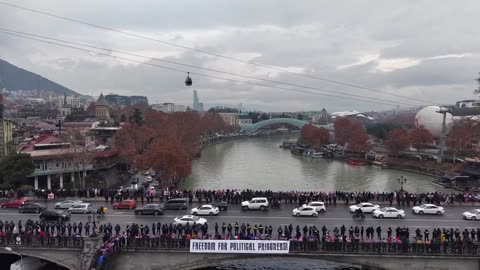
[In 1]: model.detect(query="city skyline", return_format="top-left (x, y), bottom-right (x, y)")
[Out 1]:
top-left (0, 1), bottom-right (479, 112)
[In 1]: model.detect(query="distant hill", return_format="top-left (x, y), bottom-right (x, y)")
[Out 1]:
top-left (0, 59), bottom-right (78, 95)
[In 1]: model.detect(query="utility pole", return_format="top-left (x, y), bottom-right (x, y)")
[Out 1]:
top-left (436, 107), bottom-right (449, 164)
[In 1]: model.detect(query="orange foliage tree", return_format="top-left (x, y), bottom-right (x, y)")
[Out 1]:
top-left (334, 118), bottom-right (353, 148)
top-left (409, 126), bottom-right (434, 153)
top-left (386, 129), bottom-right (409, 157)
top-left (347, 122), bottom-right (371, 153)
top-left (300, 124), bottom-right (330, 146)
top-left (115, 110), bottom-right (230, 185)
top-left (446, 120), bottom-right (478, 160)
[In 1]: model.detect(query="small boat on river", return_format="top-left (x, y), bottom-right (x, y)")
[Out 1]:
top-left (347, 159), bottom-right (366, 166)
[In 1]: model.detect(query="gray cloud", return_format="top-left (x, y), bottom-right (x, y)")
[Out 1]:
top-left (0, 0), bottom-right (479, 112)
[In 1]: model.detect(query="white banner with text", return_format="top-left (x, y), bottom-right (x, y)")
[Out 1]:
top-left (190, 239), bottom-right (290, 254)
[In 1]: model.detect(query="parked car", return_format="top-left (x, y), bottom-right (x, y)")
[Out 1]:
top-left (349, 202), bottom-right (380, 213)
top-left (373, 207), bottom-right (405, 219)
top-left (190, 205), bottom-right (219, 216)
top-left (1, 198), bottom-right (25, 209)
top-left (131, 178), bottom-right (139, 184)
top-left (412, 204), bottom-right (444, 215)
top-left (307, 201), bottom-right (326, 213)
top-left (112, 200), bottom-right (137, 210)
top-left (146, 176), bottom-right (153, 182)
top-left (462, 209), bottom-right (480, 220)
top-left (241, 197), bottom-right (269, 211)
top-left (68, 203), bottom-right (93, 214)
top-left (173, 215), bottom-right (207, 226)
top-left (134, 204), bottom-right (163, 215)
top-left (211, 200), bottom-right (228, 211)
top-left (292, 205), bottom-right (318, 217)
top-left (18, 203), bottom-right (47, 213)
top-left (39, 210), bottom-right (70, 222)
top-left (55, 200), bottom-right (83, 209)
top-left (162, 198), bottom-right (188, 210)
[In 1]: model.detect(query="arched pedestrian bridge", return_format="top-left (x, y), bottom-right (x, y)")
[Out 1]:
top-left (240, 118), bottom-right (331, 133)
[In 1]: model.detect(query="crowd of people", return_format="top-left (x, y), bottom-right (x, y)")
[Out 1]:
top-left (4, 188), bottom-right (480, 208)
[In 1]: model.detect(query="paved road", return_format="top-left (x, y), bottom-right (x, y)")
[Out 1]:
top-left (3, 202), bottom-right (480, 232)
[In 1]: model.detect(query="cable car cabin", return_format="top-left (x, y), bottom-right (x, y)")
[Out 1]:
top-left (185, 72), bottom-right (192, 86)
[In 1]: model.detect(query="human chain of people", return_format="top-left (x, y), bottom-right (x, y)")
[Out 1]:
top-left (4, 188), bottom-right (480, 205)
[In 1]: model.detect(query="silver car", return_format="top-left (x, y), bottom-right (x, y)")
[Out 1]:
top-left (55, 200), bottom-right (83, 209)
top-left (68, 203), bottom-right (93, 214)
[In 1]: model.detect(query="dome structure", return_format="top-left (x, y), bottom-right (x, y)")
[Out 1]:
top-left (414, 106), bottom-right (453, 138)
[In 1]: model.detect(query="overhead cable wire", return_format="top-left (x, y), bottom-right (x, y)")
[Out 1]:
top-left (0, 1), bottom-right (435, 105)
top-left (0, 27), bottom-right (420, 107)
top-left (0, 29), bottom-right (418, 107)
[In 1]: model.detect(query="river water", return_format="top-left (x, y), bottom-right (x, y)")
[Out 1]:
top-left (196, 258), bottom-right (359, 270)
top-left (183, 134), bottom-right (446, 193)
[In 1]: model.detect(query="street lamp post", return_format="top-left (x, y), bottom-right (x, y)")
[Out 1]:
top-left (5, 247), bottom-right (23, 270)
top-left (398, 176), bottom-right (407, 192)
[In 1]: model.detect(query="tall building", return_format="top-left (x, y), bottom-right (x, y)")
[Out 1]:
top-left (193, 90), bottom-right (204, 112)
top-left (95, 93), bottom-right (110, 122)
top-left (0, 94), bottom-right (4, 157)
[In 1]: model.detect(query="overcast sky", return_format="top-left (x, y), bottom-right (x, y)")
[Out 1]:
top-left (0, 0), bottom-right (479, 112)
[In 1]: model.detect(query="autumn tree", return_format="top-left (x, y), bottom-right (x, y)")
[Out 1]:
top-left (347, 122), bottom-right (371, 153)
top-left (447, 120), bottom-right (477, 161)
top-left (300, 124), bottom-right (329, 146)
top-left (143, 138), bottom-right (191, 186)
top-left (386, 129), bottom-right (409, 157)
top-left (409, 126), bottom-right (434, 153)
top-left (334, 118), bottom-right (353, 149)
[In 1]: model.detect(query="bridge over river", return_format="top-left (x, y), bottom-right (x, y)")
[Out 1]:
top-left (2, 235), bottom-right (479, 270)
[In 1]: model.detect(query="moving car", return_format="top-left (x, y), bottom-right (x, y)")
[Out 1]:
top-left (173, 215), bottom-right (207, 226)
top-left (191, 205), bottom-right (220, 216)
top-left (411, 204), bottom-right (445, 215)
top-left (18, 203), bottom-right (47, 213)
top-left (55, 200), bottom-right (83, 209)
top-left (112, 200), bottom-right (137, 210)
top-left (292, 205), bottom-right (318, 217)
top-left (373, 207), bottom-right (405, 219)
top-left (241, 197), bottom-right (269, 211)
top-left (162, 198), bottom-right (188, 210)
top-left (462, 209), bottom-right (480, 220)
top-left (349, 202), bottom-right (380, 213)
top-left (211, 200), bottom-right (228, 211)
top-left (1, 198), bottom-right (25, 209)
top-left (307, 201), bottom-right (326, 213)
top-left (39, 210), bottom-right (70, 222)
top-left (134, 204), bottom-right (163, 215)
top-left (68, 203), bottom-right (93, 214)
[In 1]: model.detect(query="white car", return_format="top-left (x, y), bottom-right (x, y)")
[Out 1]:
top-left (307, 202), bottom-right (326, 213)
top-left (412, 204), bottom-right (445, 215)
top-left (173, 215), bottom-right (207, 226)
top-left (292, 205), bottom-right (318, 217)
top-left (55, 200), bottom-right (83, 209)
top-left (373, 207), bottom-right (405, 219)
top-left (462, 209), bottom-right (480, 220)
top-left (68, 203), bottom-right (93, 214)
top-left (191, 205), bottom-right (220, 216)
top-left (146, 176), bottom-right (153, 182)
top-left (349, 202), bottom-right (380, 213)
top-left (241, 197), bottom-right (269, 211)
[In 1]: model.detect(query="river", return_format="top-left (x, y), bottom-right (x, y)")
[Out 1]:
top-left (183, 134), bottom-right (446, 192)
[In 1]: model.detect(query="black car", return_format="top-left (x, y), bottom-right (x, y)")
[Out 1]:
top-left (19, 203), bottom-right (47, 213)
top-left (162, 198), bottom-right (188, 210)
top-left (134, 204), bottom-right (163, 215)
top-left (131, 178), bottom-right (139, 184)
top-left (39, 210), bottom-right (70, 222)
top-left (211, 200), bottom-right (228, 211)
